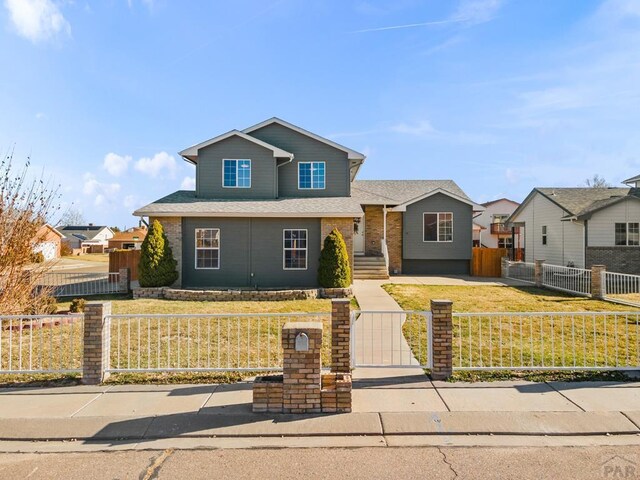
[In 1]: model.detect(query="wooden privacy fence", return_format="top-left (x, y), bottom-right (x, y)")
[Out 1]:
top-left (109, 250), bottom-right (141, 281)
top-left (471, 248), bottom-right (508, 277)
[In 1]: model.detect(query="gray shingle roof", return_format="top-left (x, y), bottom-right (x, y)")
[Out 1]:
top-left (351, 180), bottom-right (470, 205)
top-left (536, 187), bottom-right (632, 216)
top-left (133, 191), bottom-right (364, 217)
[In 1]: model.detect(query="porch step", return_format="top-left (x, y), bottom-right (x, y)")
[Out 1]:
top-left (353, 256), bottom-right (389, 280)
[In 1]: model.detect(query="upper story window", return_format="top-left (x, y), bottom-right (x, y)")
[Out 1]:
top-left (423, 212), bottom-right (453, 242)
top-left (492, 214), bottom-right (509, 224)
top-left (223, 159), bottom-right (251, 188)
top-left (298, 162), bottom-right (325, 190)
top-left (615, 222), bottom-right (640, 246)
top-left (542, 226), bottom-right (547, 245)
top-left (195, 228), bottom-right (220, 269)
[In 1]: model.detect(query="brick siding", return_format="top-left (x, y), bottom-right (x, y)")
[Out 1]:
top-left (321, 217), bottom-right (354, 281)
top-left (586, 247), bottom-right (640, 275)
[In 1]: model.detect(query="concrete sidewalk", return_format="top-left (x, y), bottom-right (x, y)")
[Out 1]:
top-left (0, 380), bottom-right (639, 451)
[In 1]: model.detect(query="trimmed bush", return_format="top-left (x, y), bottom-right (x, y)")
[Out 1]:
top-left (138, 219), bottom-right (178, 288)
top-left (318, 228), bottom-right (351, 288)
top-left (30, 251), bottom-right (45, 264)
top-left (28, 295), bottom-right (57, 315)
top-left (69, 298), bottom-right (86, 313)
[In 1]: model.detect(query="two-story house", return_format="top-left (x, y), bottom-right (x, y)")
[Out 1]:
top-left (134, 118), bottom-right (482, 288)
top-left (473, 198), bottom-right (524, 250)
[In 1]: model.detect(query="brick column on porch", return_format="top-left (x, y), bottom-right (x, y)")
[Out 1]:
top-left (82, 302), bottom-right (111, 385)
top-left (534, 259), bottom-right (545, 287)
top-left (331, 298), bottom-right (351, 373)
top-left (591, 265), bottom-right (607, 299)
top-left (430, 299), bottom-right (453, 380)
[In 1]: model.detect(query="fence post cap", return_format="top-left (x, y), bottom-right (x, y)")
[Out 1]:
top-left (331, 298), bottom-right (350, 304)
top-left (85, 301), bottom-right (112, 308)
top-left (430, 299), bottom-right (453, 306)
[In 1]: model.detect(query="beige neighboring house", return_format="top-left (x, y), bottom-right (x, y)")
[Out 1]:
top-left (508, 175), bottom-right (640, 273)
top-left (473, 198), bottom-right (524, 250)
top-left (32, 224), bottom-right (65, 260)
top-left (60, 225), bottom-right (114, 253)
top-left (108, 227), bottom-right (147, 250)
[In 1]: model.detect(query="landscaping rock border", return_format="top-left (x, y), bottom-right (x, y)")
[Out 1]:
top-left (132, 286), bottom-right (353, 301)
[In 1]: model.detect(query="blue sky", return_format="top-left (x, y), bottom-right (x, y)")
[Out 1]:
top-left (1, 0), bottom-right (639, 228)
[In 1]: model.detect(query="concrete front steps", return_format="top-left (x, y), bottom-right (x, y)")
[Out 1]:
top-left (353, 255), bottom-right (389, 280)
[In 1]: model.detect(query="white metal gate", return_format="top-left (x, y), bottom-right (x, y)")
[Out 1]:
top-left (350, 310), bottom-right (432, 368)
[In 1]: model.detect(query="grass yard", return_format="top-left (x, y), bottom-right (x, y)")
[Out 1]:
top-left (0, 296), bottom-right (333, 386)
top-left (69, 253), bottom-right (110, 263)
top-left (384, 284), bottom-right (640, 381)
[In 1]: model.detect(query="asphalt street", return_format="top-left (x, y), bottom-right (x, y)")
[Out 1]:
top-left (0, 446), bottom-right (638, 480)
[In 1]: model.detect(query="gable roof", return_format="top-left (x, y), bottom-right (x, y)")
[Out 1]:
top-left (481, 198), bottom-right (520, 207)
top-left (110, 227), bottom-right (147, 243)
top-left (243, 117), bottom-right (366, 161)
top-left (623, 174), bottom-right (640, 185)
top-left (179, 130), bottom-right (294, 164)
top-left (60, 225), bottom-right (112, 241)
top-left (508, 187), bottom-right (636, 223)
top-left (134, 191), bottom-right (364, 218)
top-left (34, 224), bottom-right (65, 240)
top-left (351, 180), bottom-right (483, 211)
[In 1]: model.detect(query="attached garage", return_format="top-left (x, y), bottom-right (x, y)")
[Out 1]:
top-left (31, 224), bottom-right (64, 261)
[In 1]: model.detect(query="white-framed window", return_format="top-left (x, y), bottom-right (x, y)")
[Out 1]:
top-left (498, 237), bottom-right (513, 249)
top-left (298, 162), bottom-right (325, 189)
top-left (195, 228), bottom-right (220, 269)
top-left (223, 159), bottom-right (251, 188)
top-left (615, 222), bottom-right (640, 246)
top-left (283, 229), bottom-right (307, 270)
top-left (542, 225), bottom-right (547, 245)
top-left (423, 212), bottom-right (453, 242)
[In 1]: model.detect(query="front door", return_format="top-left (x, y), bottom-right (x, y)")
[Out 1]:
top-left (354, 217), bottom-right (365, 255)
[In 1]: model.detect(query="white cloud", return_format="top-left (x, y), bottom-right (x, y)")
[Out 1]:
top-left (452, 0), bottom-right (504, 26)
top-left (180, 176), bottom-right (195, 190)
top-left (134, 151), bottom-right (177, 178)
top-left (122, 194), bottom-right (140, 210)
top-left (391, 120), bottom-right (437, 136)
top-left (103, 152), bottom-right (132, 177)
top-left (35, 112), bottom-right (46, 119)
top-left (82, 173), bottom-right (120, 206)
top-left (4, 0), bottom-right (70, 43)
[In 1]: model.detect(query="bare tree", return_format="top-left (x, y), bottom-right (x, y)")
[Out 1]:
top-left (0, 151), bottom-right (60, 314)
top-left (58, 206), bottom-right (85, 227)
top-left (583, 174), bottom-right (611, 188)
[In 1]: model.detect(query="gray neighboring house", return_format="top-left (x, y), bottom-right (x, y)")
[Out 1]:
top-left (60, 225), bottom-right (115, 253)
top-left (508, 176), bottom-right (640, 273)
top-left (134, 118), bottom-right (482, 288)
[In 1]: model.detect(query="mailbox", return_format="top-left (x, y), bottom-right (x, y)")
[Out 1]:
top-left (295, 332), bottom-right (309, 351)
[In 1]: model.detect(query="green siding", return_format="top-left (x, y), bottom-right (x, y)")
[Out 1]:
top-left (403, 193), bottom-right (473, 260)
top-left (196, 136), bottom-right (277, 199)
top-left (182, 217), bottom-right (320, 288)
top-left (247, 123), bottom-right (350, 197)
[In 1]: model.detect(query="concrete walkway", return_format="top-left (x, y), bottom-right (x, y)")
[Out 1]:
top-left (0, 381), bottom-right (639, 451)
top-left (351, 280), bottom-right (425, 381)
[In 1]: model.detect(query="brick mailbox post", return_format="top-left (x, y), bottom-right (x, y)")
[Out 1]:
top-left (82, 302), bottom-right (111, 385)
top-left (253, 299), bottom-right (353, 413)
top-left (430, 299), bottom-right (453, 380)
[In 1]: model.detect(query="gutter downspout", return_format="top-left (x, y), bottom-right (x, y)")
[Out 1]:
top-left (275, 154), bottom-right (294, 199)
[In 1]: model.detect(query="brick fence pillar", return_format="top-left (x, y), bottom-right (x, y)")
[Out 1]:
top-left (331, 299), bottom-right (351, 373)
top-left (501, 256), bottom-right (510, 278)
top-left (118, 268), bottom-right (130, 294)
top-left (83, 302), bottom-right (111, 385)
top-left (591, 265), bottom-right (606, 299)
top-left (430, 299), bottom-right (453, 380)
top-left (534, 259), bottom-right (545, 287)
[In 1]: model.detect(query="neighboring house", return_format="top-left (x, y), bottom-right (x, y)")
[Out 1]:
top-left (108, 227), bottom-right (147, 250)
top-left (508, 177), bottom-right (640, 273)
top-left (134, 117), bottom-right (481, 288)
top-left (32, 224), bottom-right (65, 261)
top-left (473, 198), bottom-right (524, 250)
top-left (60, 225), bottom-right (115, 253)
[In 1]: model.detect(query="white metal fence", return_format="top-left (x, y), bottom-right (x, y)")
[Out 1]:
top-left (453, 311), bottom-right (640, 370)
top-left (351, 310), bottom-right (432, 368)
top-left (106, 312), bottom-right (330, 373)
top-left (603, 271), bottom-right (640, 308)
top-left (542, 264), bottom-right (591, 297)
top-left (37, 272), bottom-right (122, 297)
top-left (0, 314), bottom-right (83, 374)
top-left (505, 261), bottom-right (535, 284)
